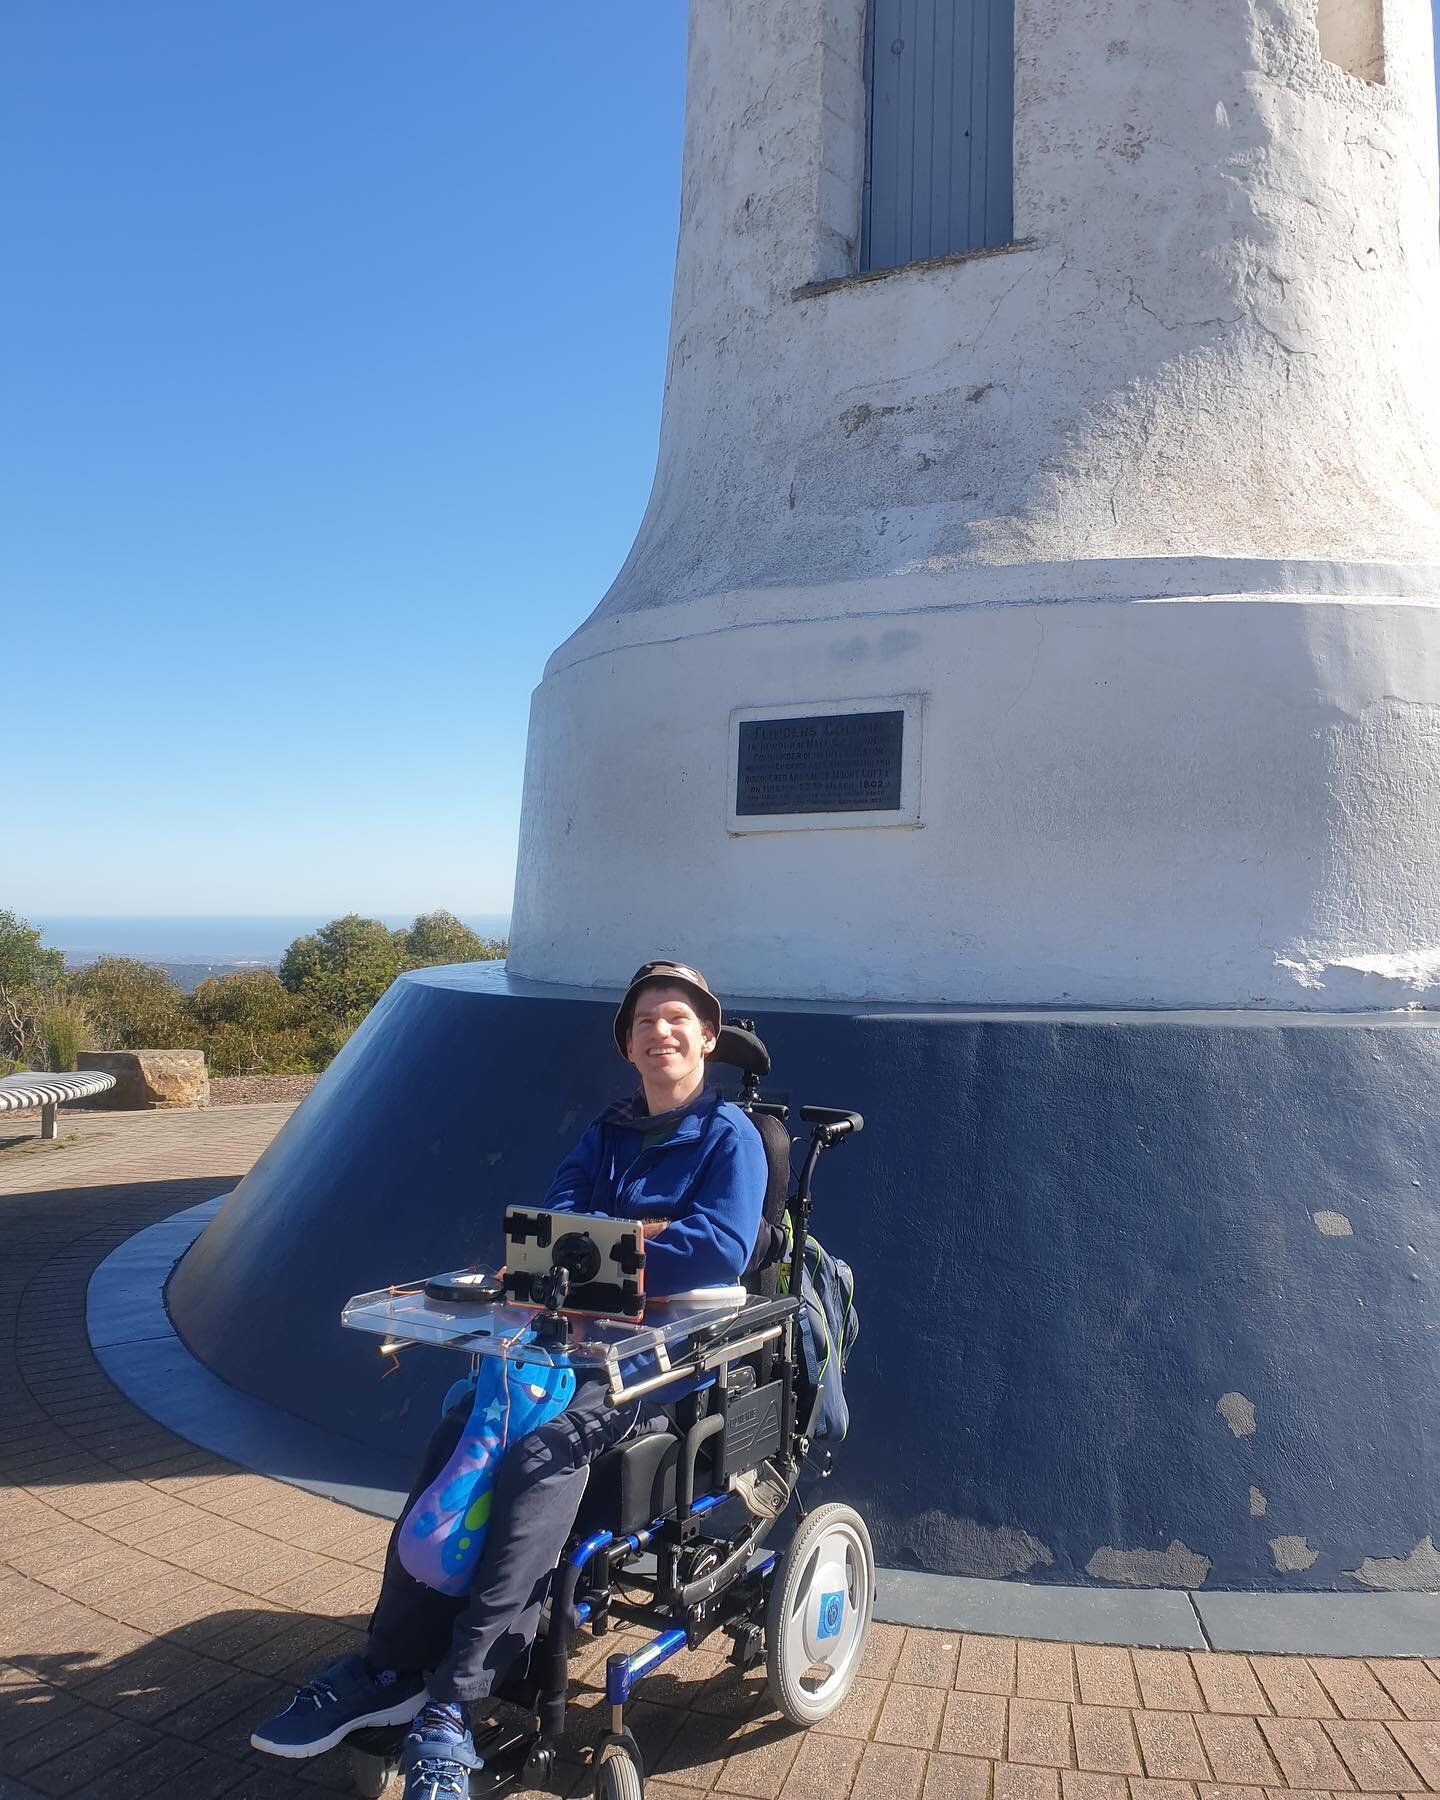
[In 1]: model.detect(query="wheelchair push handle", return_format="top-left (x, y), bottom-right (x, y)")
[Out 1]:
top-left (799, 1106), bottom-right (863, 1139)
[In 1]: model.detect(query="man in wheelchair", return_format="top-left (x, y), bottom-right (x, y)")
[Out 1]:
top-left (252, 960), bottom-right (770, 1794)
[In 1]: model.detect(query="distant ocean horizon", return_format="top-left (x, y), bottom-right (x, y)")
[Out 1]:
top-left (31, 914), bottom-right (512, 966)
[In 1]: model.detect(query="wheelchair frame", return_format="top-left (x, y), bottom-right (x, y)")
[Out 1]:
top-left (347, 1104), bottom-right (864, 1799)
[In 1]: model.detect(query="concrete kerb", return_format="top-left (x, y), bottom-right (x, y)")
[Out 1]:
top-left (88, 1201), bottom-right (1440, 1658)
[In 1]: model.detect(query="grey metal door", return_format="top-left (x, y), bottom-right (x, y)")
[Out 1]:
top-left (861, 0), bottom-right (1015, 272)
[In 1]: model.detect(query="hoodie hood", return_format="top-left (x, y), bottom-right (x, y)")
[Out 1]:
top-left (596, 1087), bottom-right (719, 1136)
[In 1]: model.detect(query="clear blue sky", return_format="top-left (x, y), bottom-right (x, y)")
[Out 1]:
top-left (5, 6), bottom-right (1439, 918)
top-left (4, 4), bottom-right (688, 916)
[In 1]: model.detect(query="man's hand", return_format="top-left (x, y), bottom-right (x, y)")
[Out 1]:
top-left (640, 1219), bottom-right (670, 1240)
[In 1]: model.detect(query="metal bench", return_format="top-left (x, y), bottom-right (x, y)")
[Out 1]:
top-left (0, 1071), bottom-right (118, 1140)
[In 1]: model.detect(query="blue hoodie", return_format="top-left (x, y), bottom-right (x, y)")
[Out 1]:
top-left (542, 1089), bottom-right (767, 1295)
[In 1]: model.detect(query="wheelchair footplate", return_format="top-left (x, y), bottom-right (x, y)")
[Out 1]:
top-left (345, 1717), bottom-right (554, 1798)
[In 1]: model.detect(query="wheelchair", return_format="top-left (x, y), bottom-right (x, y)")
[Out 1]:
top-left (344, 1022), bottom-right (871, 1800)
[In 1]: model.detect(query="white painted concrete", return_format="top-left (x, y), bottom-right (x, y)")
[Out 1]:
top-left (510, 0), bottom-right (1440, 1007)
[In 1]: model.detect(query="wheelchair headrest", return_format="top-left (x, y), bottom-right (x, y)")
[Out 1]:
top-left (710, 1022), bottom-right (771, 1079)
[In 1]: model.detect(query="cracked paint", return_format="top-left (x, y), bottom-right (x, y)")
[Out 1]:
top-left (1217, 1392), bottom-right (1257, 1437)
top-left (1347, 1535), bottom-right (1440, 1590)
top-left (895, 1511), bottom-right (1055, 1579)
top-left (1087, 1540), bottom-right (1212, 1588)
top-left (1270, 1535), bottom-right (1320, 1572)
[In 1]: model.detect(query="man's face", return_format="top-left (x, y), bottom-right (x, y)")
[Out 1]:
top-left (626, 984), bottom-right (716, 1087)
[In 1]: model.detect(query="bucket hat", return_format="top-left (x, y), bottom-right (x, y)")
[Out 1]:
top-left (613, 959), bottom-right (723, 1055)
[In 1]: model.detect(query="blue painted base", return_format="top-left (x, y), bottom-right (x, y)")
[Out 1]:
top-left (167, 964), bottom-right (1440, 1594)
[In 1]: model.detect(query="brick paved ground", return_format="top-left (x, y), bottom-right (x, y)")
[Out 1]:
top-left (3, 1111), bottom-right (1439, 1799)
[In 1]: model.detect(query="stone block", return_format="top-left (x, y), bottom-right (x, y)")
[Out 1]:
top-left (76, 1050), bottom-right (209, 1110)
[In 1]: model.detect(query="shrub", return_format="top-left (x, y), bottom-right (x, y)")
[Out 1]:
top-left (66, 958), bottom-right (195, 1051)
top-left (191, 970), bottom-right (319, 1076)
top-left (37, 999), bottom-right (91, 1073)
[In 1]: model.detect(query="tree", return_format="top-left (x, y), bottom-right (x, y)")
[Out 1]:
top-left (278, 914), bottom-right (405, 1023)
top-left (401, 911), bottom-right (507, 968)
top-left (66, 958), bottom-right (195, 1051)
top-left (0, 909), bottom-right (66, 1068)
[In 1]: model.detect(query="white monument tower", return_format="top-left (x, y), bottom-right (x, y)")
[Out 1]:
top-left (511, 0), bottom-right (1440, 1010)
top-left (173, 0), bottom-right (1440, 1604)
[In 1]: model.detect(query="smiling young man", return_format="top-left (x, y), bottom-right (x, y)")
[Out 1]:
top-left (252, 960), bottom-right (766, 1800)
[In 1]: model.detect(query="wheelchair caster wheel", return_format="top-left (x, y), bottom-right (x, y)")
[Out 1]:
top-left (349, 1742), bottom-right (402, 1797)
top-left (765, 1501), bottom-right (875, 1724)
top-left (594, 1744), bottom-right (643, 1800)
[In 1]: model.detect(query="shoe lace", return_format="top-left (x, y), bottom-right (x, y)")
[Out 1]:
top-left (292, 1676), bottom-right (339, 1710)
top-left (411, 1754), bottom-right (470, 1797)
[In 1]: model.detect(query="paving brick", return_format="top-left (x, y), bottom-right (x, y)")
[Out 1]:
top-left (1325, 1722), bottom-right (1426, 1792)
top-left (770, 1735), bottom-right (860, 1800)
top-left (1193, 1787), bottom-right (1265, 1800)
top-left (811, 1674), bottom-right (886, 1740)
top-left (876, 1683), bottom-right (948, 1750)
top-left (625, 1698), bottom-right (689, 1772)
top-left (995, 1764), bottom-right (1060, 1800)
top-left (1008, 1701), bottom-right (1073, 1769)
top-left (1019, 1645), bottom-right (1078, 1703)
top-left (1252, 1658), bottom-right (1338, 1719)
top-left (1312, 1663), bottom-right (1403, 1722)
top-left (1194, 1714), bottom-right (1280, 1786)
top-left (150, 1668), bottom-right (276, 1741)
top-left (692, 1661), bottom-right (770, 1720)
top-left (1191, 1657), bottom-right (1269, 1716)
top-left (0, 1697), bottom-right (118, 1777)
top-left (64, 1732), bottom-right (210, 1799)
top-left (714, 1713), bottom-right (805, 1797)
top-left (1133, 1656), bottom-right (1205, 1715)
top-left (1076, 1652), bottom-right (1141, 1712)
top-left (1134, 1714), bottom-right (1210, 1782)
top-left (0, 1682), bottom-right (81, 1753)
top-left (853, 1742), bottom-right (929, 1800)
top-left (78, 1638), bottom-right (235, 1723)
top-left (899, 1631), bottom-right (964, 1689)
top-left (1127, 1782), bottom-right (1198, 1800)
top-left (1258, 1716), bottom-right (1356, 1788)
top-left (859, 1621), bottom-right (906, 1682)
top-left (1063, 1775), bottom-right (1130, 1800)
top-left (19, 1715), bottom-right (160, 1796)
top-left (961, 1639), bottom-right (1019, 1698)
top-left (925, 1752), bottom-right (993, 1800)
top-left (1369, 1664), bottom-right (1440, 1724)
top-left (655, 1709), bottom-right (752, 1788)
top-left (940, 1692), bottom-right (1009, 1761)
top-left (1387, 1720), bottom-right (1440, 1788)
top-left (1072, 1708), bottom-right (1142, 1777)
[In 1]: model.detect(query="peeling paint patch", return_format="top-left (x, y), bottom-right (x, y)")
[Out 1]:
top-left (1249, 1487), bottom-right (1268, 1517)
top-left (895, 1511), bottom-right (1054, 1579)
top-left (1312, 1210), bottom-right (1353, 1236)
top-left (1217, 1392), bottom-right (1256, 1437)
top-left (1086, 1541), bottom-right (1212, 1588)
top-left (1270, 1535), bottom-right (1319, 1573)
top-left (1347, 1536), bottom-right (1440, 1591)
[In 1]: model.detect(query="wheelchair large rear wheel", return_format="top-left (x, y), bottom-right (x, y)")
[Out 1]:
top-left (765, 1502), bottom-right (875, 1724)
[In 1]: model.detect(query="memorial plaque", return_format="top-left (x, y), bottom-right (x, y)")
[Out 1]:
top-left (735, 709), bottom-right (905, 815)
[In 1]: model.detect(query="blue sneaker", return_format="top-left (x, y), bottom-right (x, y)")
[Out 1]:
top-left (250, 1653), bottom-right (426, 1757)
top-left (402, 1700), bottom-right (484, 1799)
